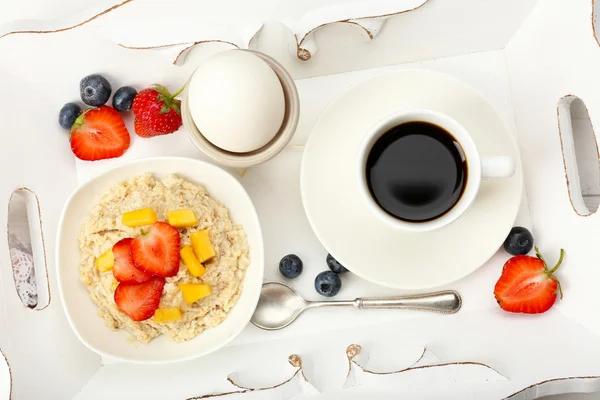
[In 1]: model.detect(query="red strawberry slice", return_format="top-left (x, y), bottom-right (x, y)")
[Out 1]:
top-left (494, 247), bottom-right (564, 314)
top-left (131, 222), bottom-right (181, 277)
top-left (134, 118), bottom-right (159, 138)
top-left (112, 238), bottom-right (152, 284)
top-left (114, 276), bottom-right (165, 321)
top-left (70, 106), bottom-right (130, 161)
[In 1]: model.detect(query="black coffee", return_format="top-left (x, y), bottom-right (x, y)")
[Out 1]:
top-left (365, 121), bottom-right (467, 222)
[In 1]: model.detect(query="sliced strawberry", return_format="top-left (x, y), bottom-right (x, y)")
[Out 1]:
top-left (114, 276), bottom-right (165, 321)
top-left (70, 106), bottom-right (130, 161)
top-left (494, 247), bottom-right (564, 314)
top-left (112, 238), bottom-right (152, 284)
top-left (134, 117), bottom-right (158, 138)
top-left (131, 222), bottom-right (181, 277)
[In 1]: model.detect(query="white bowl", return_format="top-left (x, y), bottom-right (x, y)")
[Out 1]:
top-left (56, 157), bottom-right (264, 364)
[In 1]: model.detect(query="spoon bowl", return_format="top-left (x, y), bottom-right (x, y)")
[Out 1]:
top-left (251, 282), bottom-right (309, 330)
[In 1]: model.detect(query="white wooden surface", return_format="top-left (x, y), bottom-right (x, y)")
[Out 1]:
top-left (2, 0), bottom-right (600, 399)
top-left (74, 310), bottom-right (600, 399)
top-left (52, 48), bottom-right (528, 349)
top-left (0, 0), bottom-right (538, 78)
top-left (506, 0), bottom-right (600, 341)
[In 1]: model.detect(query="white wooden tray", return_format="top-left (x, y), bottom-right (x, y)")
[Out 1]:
top-left (1, 0), bottom-right (600, 398)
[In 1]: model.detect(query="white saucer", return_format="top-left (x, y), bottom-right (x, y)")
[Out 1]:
top-left (300, 69), bottom-right (523, 290)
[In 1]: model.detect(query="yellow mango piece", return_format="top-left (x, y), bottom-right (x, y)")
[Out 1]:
top-left (111, 281), bottom-right (119, 292)
top-left (167, 209), bottom-right (198, 228)
top-left (153, 307), bottom-right (183, 323)
top-left (180, 246), bottom-right (206, 277)
top-left (96, 249), bottom-right (114, 272)
top-left (191, 230), bottom-right (216, 263)
top-left (179, 283), bottom-right (212, 304)
top-left (121, 207), bottom-right (157, 227)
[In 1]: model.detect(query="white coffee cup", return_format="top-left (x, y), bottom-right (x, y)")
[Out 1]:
top-left (357, 109), bottom-right (515, 232)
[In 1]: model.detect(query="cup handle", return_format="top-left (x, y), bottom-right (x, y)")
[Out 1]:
top-left (481, 156), bottom-right (516, 179)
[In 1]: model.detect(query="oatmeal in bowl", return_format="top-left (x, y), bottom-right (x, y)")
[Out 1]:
top-left (80, 173), bottom-right (250, 343)
top-left (57, 157), bottom-right (263, 363)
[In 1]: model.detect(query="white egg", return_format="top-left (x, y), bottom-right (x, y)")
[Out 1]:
top-left (187, 50), bottom-right (286, 153)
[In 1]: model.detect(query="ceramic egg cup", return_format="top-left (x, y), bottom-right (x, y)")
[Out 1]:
top-left (182, 50), bottom-right (300, 168)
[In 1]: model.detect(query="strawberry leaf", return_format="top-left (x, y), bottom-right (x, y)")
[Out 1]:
top-left (159, 104), bottom-right (171, 114)
top-left (153, 84), bottom-right (171, 97)
top-left (69, 108), bottom-right (93, 137)
top-left (149, 83), bottom-right (185, 115)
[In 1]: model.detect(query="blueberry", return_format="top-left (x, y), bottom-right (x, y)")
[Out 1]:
top-left (279, 254), bottom-right (303, 279)
top-left (80, 74), bottom-right (112, 106)
top-left (503, 226), bottom-right (534, 255)
top-left (112, 86), bottom-right (137, 112)
top-left (326, 254), bottom-right (348, 274)
top-left (314, 271), bottom-right (342, 297)
top-left (58, 102), bottom-right (81, 130)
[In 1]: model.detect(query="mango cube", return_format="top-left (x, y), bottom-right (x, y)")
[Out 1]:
top-left (179, 283), bottom-right (212, 304)
top-left (122, 207), bottom-right (157, 227)
top-left (153, 307), bottom-right (183, 323)
top-left (180, 246), bottom-right (206, 277)
top-left (95, 249), bottom-right (114, 272)
top-left (167, 209), bottom-right (198, 228)
top-left (191, 230), bottom-right (216, 263)
top-left (111, 281), bottom-right (119, 292)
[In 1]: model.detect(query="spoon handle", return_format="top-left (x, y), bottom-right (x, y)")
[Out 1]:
top-left (356, 290), bottom-right (461, 314)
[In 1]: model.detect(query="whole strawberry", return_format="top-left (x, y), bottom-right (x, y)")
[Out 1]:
top-left (494, 247), bottom-right (564, 314)
top-left (132, 84), bottom-right (184, 137)
top-left (134, 118), bottom-right (157, 138)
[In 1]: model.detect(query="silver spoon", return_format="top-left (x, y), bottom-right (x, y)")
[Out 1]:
top-left (251, 281), bottom-right (462, 330)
